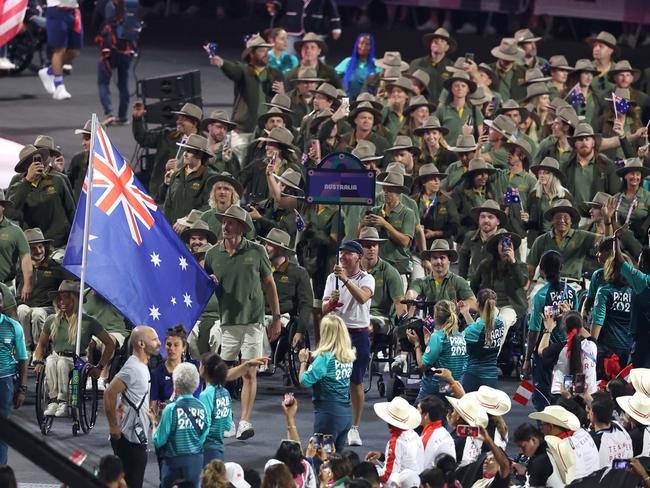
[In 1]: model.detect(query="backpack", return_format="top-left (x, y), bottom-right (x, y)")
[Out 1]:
top-left (95, 0), bottom-right (141, 54)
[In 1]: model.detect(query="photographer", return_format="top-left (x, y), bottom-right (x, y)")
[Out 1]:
top-left (512, 423), bottom-right (553, 488)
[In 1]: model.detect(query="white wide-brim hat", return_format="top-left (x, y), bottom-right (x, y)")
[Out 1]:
top-left (374, 396), bottom-right (421, 430)
top-left (529, 405), bottom-right (580, 431)
top-left (465, 386), bottom-right (512, 416)
top-left (617, 392), bottom-right (650, 426)
top-left (447, 395), bottom-right (489, 428)
top-left (545, 435), bottom-right (577, 485)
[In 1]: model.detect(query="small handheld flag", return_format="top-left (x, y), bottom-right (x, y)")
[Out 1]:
top-left (612, 92), bottom-right (630, 116)
top-left (513, 379), bottom-right (535, 406)
top-left (566, 83), bottom-right (585, 109)
top-left (294, 209), bottom-right (306, 232)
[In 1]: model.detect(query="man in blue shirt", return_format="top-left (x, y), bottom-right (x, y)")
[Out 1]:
top-left (0, 293), bottom-right (28, 464)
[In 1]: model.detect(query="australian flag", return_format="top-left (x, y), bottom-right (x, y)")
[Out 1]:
top-left (62, 125), bottom-right (215, 337)
top-left (612, 92), bottom-right (630, 115)
top-left (504, 187), bottom-right (521, 205)
top-left (566, 83), bottom-right (585, 109)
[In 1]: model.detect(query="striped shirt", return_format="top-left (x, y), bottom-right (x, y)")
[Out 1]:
top-left (0, 314), bottom-right (27, 378)
top-left (153, 395), bottom-right (209, 457)
top-left (199, 384), bottom-right (233, 451)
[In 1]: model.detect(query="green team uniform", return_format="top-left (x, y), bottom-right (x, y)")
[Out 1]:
top-left (527, 229), bottom-right (599, 280)
top-left (419, 330), bottom-right (467, 399)
top-left (368, 203), bottom-right (416, 274)
top-left (153, 394), bottom-right (209, 456)
top-left (529, 281), bottom-right (579, 344)
top-left (83, 289), bottom-right (128, 337)
top-left (409, 272), bottom-right (474, 304)
top-left (367, 258), bottom-right (403, 319)
top-left (592, 284), bottom-right (633, 362)
top-left (199, 384), bottom-right (233, 455)
top-left (43, 313), bottom-right (104, 354)
top-left (463, 317), bottom-right (506, 382)
top-left (300, 351), bottom-right (353, 410)
top-left (0, 217), bottom-right (29, 283)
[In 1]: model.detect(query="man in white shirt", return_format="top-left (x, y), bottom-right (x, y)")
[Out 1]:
top-left (419, 395), bottom-right (456, 467)
top-left (323, 240), bottom-right (374, 447)
top-left (589, 392), bottom-right (633, 468)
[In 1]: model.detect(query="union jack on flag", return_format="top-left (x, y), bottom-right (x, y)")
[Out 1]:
top-left (566, 83), bottom-right (585, 109)
top-left (504, 187), bottom-right (521, 205)
top-left (612, 92), bottom-right (630, 115)
top-left (63, 122), bottom-right (215, 337)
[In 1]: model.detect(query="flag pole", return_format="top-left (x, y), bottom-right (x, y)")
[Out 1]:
top-left (74, 114), bottom-right (97, 356)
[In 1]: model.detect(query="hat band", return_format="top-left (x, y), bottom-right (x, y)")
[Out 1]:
top-left (629, 402), bottom-right (650, 419)
top-left (479, 399), bottom-right (502, 411)
top-left (455, 404), bottom-right (477, 425)
top-left (387, 409), bottom-right (410, 424)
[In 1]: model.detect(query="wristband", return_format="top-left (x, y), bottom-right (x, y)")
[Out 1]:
top-left (33, 359), bottom-right (45, 366)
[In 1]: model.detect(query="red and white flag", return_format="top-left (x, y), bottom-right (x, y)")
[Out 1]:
top-left (0, 0), bottom-right (27, 46)
top-left (513, 379), bottom-right (535, 406)
top-left (68, 449), bottom-right (87, 466)
top-left (618, 363), bottom-right (633, 383)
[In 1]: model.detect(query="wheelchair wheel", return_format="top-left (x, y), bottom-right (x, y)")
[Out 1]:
top-left (79, 364), bottom-right (98, 433)
top-left (364, 356), bottom-right (373, 394)
top-left (35, 371), bottom-right (54, 435)
top-left (287, 321), bottom-right (310, 387)
top-left (386, 376), bottom-right (404, 401)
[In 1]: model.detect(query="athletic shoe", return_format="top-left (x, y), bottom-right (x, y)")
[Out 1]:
top-left (0, 57), bottom-right (16, 70)
top-left (224, 424), bottom-right (236, 438)
top-left (52, 85), bottom-right (72, 100)
top-left (97, 377), bottom-right (106, 391)
top-left (236, 420), bottom-right (254, 440)
top-left (38, 67), bottom-right (55, 94)
top-left (55, 401), bottom-right (68, 417)
top-left (44, 402), bottom-right (58, 416)
top-left (347, 426), bottom-right (362, 446)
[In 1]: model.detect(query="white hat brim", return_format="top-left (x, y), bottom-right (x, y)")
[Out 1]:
top-left (373, 401), bottom-right (421, 430)
top-left (447, 396), bottom-right (488, 428)
top-left (545, 436), bottom-right (576, 485)
top-left (617, 395), bottom-right (650, 426)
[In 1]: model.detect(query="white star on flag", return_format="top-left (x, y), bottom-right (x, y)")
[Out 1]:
top-left (88, 234), bottom-right (98, 251)
top-left (171, 296), bottom-right (177, 305)
top-left (150, 252), bottom-right (162, 267)
top-left (183, 293), bottom-right (192, 307)
top-left (179, 256), bottom-right (188, 270)
top-left (149, 305), bottom-right (161, 320)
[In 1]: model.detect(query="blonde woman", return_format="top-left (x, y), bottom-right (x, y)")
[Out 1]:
top-left (33, 281), bottom-right (115, 417)
top-left (200, 173), bottom-right (253, 240)
top-left (298, 314), bottom-right (356, 452)
top-left (406, 300), bottom-right (467, 403)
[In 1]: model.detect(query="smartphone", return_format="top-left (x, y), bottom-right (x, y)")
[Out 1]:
top-left (501, 235), bottom-right (512, 249)
top-left (223, 132), bottom-right (232, 149)
top-left (341, 97), bottom-right (350, 109)
top-left (283, 392), bottom-right (295, 407)
top-left (439, 382), bottom-right (451, 394)
top-left (563, 375), bottom-right (573, 391)
top-left (574, 373), bottom-right (586, 394)
top-left (323, 434), bottom-right (334, 454)
top-left (465, 52), bottom-right (475, 62)
top-left (456, 425), bottom-right (479, 437)
top-left (612, 459), bottom-right (630, 470)
top-left (313, 433), bottom-right (323, 450)
top-left (204, 42), bottom-right (218, 56)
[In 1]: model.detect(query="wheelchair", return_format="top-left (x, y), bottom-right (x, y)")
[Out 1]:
top-left (364, 316), bottom-right (397, 397)
top-left (35, 354), bottom-right (98, 436)
top-left (263, 318), bottom-right (310, 387)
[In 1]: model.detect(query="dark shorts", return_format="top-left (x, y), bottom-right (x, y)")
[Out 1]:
top-left (46, 7), bottom-right (83, 50)
top-left (349, 328), bottom-right (370, 385)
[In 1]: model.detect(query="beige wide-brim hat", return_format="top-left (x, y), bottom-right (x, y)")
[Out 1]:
top-left (529, 405), bottom-right (580, 431)
top-left (241, 34), bottom-right (273, 60)
top-left (586, 30), bottom-right (620, 57)
top-left (617, 392), bottom-right (650, 426)
top-left (485, 229), bottom-right (522, 255)
top-left (376, 172), bottom-right (407, 193)
top-left (545, 435), bottom-right (577, 485)
top-left (258, 228), bottom-right (295, 253)
top-left (465, 386), bottom-right (512, 416)
top-left (75, 119), bottom-right (93, 135)
top-left (543, 199), bottom-right (581, 223)
top-left (34, 135), bottom-right (62, 158)
top-left (416, 163), bottom-right (447, 182)
top-left (386, 135), bottom-right (420, 156)
top-left (0, 189), bottom-right (12, 208)
top-left (413, 115), bottom-right (449, 136)
top-left (175, 209), bottom-right (204, 228)
top-left (464, 159), bottom-right (497, 181)
top-left (515, 28), bottom-right (542, 43)
top-left (171, 102), bottom-right (203, 123)
top-left (202, 110), bottom-right (237, 131)
top-left (180, 220), bottom-right (218, 245)
top-left (443, 72), bottom-right (477, 94)
top-left (15, 145), bottom-right (50, 173)
top-left (523, 68), bottom-right (551, 86)
top-left (258, 107), bottom-right (294, 130)
top-left (421, 239), bottom-right (459, 263)
top-left (374, 396), bottom-right (421, 430)
top-left (616, 158), bottom-right (650, 178)
top-left (491, 38), bottom-right (524, 62)
top-left (422, 27), bottom-right (457, 53)
top-left (356, 226), bottom-right (387, 243)
top-left (176, 134), bottom-right (213, 159)
top-left (215, 205), bottom-right (254, 233)
top-left (520, 82), bottom-right (551, 104)
top-left (256, 127), bottom-right (297, 153)
top-left (447, 395), bottom-right (489, 428)
top-left (631, 368), bottom-right (650, 397)
top-left (294, 32), bottom-right (328, 55)
top-left (448, 135), bottom-right (478, 153)
top-left (484, 115), bottom-right (516, 139)
top-left (531, 157), bottom-right (565, 184)
top-left (348, 101), bottom-right (382, 125)
top-left (375, 51), bottom-right (409, 71)
top-left (48, 280), bottom-right (81, 301)
top-left (206, 171), bottom-right (244, 196)
top-left (24, 227), bottom-right (53, 245)
top-left (273, 168), bottom-right (303, 192)
top-left (608, 60), bottom-right (641, 83)
top-left (470, 199), bottom-right (507, 224)
top-left (584, 191), bottom-right (612, 209)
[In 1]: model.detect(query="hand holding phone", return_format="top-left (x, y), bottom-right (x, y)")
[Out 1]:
top-left (456, 425), bottom-right (479, 437)
top-left (283, 392), bottom-right (295, 407)
top-left (323, 434), bottom-right (334, 454)
top-left (612, 459), bottom-right (630, 470)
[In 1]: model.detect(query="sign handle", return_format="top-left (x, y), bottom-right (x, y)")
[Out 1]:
top-left (335, 204), bottom-right (342, 290)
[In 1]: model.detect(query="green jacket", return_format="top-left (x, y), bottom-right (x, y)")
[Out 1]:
top-left (408, 56), bottom-right (454, 102)
top-left (162, 164), bottom-right (216, 224)
top-left (560, 154), bottom-right (620, 216)
top-left (527, 228), bottom-right (599, 280)
top-left (415, 192), bottom-right (459, 248)
top-left (265, 260), bottom-right (313, 334)
top-left (471, 258), bottom-right (528, 318)
top-left (220, 60), bottom-right (284, 133)
top-left (533, 136), bottom-right (575, 166)
top-left (17, 257), bottom-right (67, 308)
top-left (67, 150), bottom-right (88, 202)
top-left (489, 62), bottom-right (527, 101)
top-left (132, 117), bottom-right (185, 198)
top-left (524, 190), bottom-right (573, 244)
top-left (451, 184), bottom-right (499, 241)
top-left (8, 173), bottom-right (76, 247)
top-left (208, 145), bottom-right (241, 179)
top-left (458, 229), bottom-right (492, 281)
top-left (287, 89), bottom-right (311, 128)
top-left (240, 157), bottom-right (303, 203)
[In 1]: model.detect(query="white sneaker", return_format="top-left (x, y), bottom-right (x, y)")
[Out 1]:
top-left (224, 424), bottom-right (236, 438)
top-left (55, 401), bottom-right (68, 417)
top-left (44, 401), bottom-right (58, 416)
top-left (347, 426), bottom-right (362, 446)
top-left (236, 420), bottom-right (254, 440)
top-left (97, 377), bottom-right (106, 391)
top-left (417, 19), bottom-right (439, 31)
top-left (38, 67), bottom-right (55, 94)
top-left (52, 85), bottom-right (71, 100)
top-left (456, 22), bottom-right (477, 34)
top-left (0, 57), bottom-right (16, 70)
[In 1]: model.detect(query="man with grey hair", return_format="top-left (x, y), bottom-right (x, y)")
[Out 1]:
top-left (152, 362), bottom-right (207, 488)
top-left (104, 325), bottom-right (161, 488)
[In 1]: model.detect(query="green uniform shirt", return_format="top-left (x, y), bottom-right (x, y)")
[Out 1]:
top-left (204, 238), bottom-right (272, 325)
top-left (436, 103), bottom-right (483, 146)
top-left (163, 165), bottom-right (216, 224)
top-left (408, 56), bottom-right (453, 103)
top-left (8, 174), bottom-right (76, 247)
top-left (494, 169), bottom-right (537, 209)
top-left (266, 260), bottom-right (313, 334)
top-left (196, 293), bottom-right (220, 355)
top-left (153, 395), bottom-right (209, 457)
top-left (300, 351), bottom-right (353, 407)
top-left (0, 282), bottom-right (16, 315)
top-left (199, 384), bottom-right (232, 451)
top-left (367, 258), bottom-right (403, 318)
top-left (592, 284), bottom-right (633, 353)
top-left (442, 160), bottom-right (467, 192)
top-left (533, 136), bottom-right (575, 166)
top-left (481, 144), bottom-right (508, 169)
top-left (0, 217), bottom-right (29, 283)
top-left (458, 230), bottom-right (491, 281)
top-left (43, 313), bottom-right (104, 354)
top-left (83, 289), bottom-right (128, 336)
top-left (17, 257), bottom-right (66, 308)
top-left (421, 330), bottom-right (467, 391)
top-left (369, 202), bottom-right (416, 274)
top-left (615, 188), bottom-right (650, 243)
top-left (417, 192), bottom-right (459, 247)
top-left (568, 160), bottom-right (595, 210)
top-left (463, 317), bottom-right (506, 380)
top-left (471, 260), bottom-right (529, 319)
top-left (527, 229), bottom-right (599, 280)
top-left (67, 150), bottom-right (88, 203)
top-left (491, 63), bottom-right (527, 101)
top-left (208, 145), bottom-right (241, 179)
top-left (409, 272), bottom-right (474, 303)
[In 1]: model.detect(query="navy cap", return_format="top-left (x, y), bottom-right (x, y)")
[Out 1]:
top-left (339, 240), bottom-right (364, 255)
